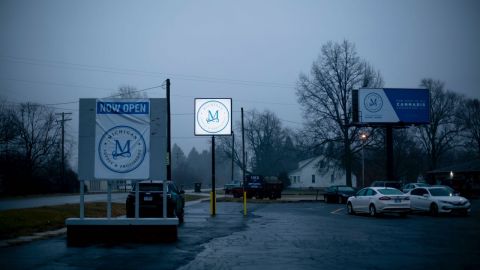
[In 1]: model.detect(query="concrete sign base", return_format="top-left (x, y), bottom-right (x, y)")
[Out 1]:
top-left (66, 217), bottom-right (179, 245)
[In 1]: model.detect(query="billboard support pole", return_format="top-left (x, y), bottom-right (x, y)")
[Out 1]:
top-left (135, 181), bottom-right (139, 219)
top-left (231, 131), bottom-right (234, 182)
top-left (80, 181), bottom-right (84, 219)
top-left (107, 181), bottom-right (111, 219)
top-left (386, 126), bottom-right (394, 180)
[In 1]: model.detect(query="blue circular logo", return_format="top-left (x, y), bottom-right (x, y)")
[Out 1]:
top-left (196, 100), bottom-right (230, 134)
top-left (98, 126), bottom-right (146, 173)
top-left (364, 92), bottom-right (383, 113)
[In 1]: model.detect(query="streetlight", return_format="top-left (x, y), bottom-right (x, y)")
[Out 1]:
top-left (360, 133), bottom-right (368, 188)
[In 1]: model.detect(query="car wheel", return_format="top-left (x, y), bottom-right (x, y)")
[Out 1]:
top-left (347, 202), bottom-right (355, 215)
top-left (430, 203), bottom-right (438, 217)
top-left (369, 204), bottom-right (377, 217)
top-left (126, 206), bottom-right (134, 218)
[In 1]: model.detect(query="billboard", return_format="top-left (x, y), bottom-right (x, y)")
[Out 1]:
top-left (194, 98), bottom-right (232, 136)
top-left (94, 99), bottom-right (150, 179)
top-left (358, 88), bottom-right (430, 124)
top-left (78, 98), bottom-right (166, 181)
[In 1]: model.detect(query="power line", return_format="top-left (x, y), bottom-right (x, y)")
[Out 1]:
top-left (42, 84), bottom-right (165, 106)
top-left (0, 55), bottom-right (296, 88)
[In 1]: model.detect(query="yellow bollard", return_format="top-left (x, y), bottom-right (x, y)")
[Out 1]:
top-left (243, 191), bottom-right (247, 216)
top-left (210, 191), bottom-right (217, 216)
top-left (210, 191), bottom-right (213, 215)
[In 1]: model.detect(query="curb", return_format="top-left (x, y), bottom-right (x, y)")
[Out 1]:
top-left (0, 228), bottom-right (67, 248)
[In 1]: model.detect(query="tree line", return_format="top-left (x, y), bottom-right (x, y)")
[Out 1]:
top-left (0, 101), bottom-right (78, 195)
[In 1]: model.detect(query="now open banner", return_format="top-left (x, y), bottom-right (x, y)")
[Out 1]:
top-left (94, 99), bottom-right (150, 179)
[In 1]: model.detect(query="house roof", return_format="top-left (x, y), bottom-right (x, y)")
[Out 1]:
top-left (288, 156), bottom-right (320, 175)
top-left (427, 159), bottom-right (480, 174)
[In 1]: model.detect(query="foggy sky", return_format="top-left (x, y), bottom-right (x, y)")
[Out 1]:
top-left (1, 0), bottom-right (479, 168)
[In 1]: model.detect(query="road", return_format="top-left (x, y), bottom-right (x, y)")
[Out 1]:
top-left (1, 200), bottom-right (479, 270)
top-left (0, 190), bottom-right (212, 211)
top-left (0, 193), bottom-right (129, 211)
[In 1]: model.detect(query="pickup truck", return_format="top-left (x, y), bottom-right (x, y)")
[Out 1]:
top-left (224, 181), bottom-right (242, 195)
top-left (229, 175), bottom-right (283, 200)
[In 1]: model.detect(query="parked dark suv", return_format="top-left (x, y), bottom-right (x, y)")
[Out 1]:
top-left (324, 185), bottom-right (357, 204)
top-left (370, 180), bottom-right (402, 190)
top-left (126, 181), bottom-right (185, 223)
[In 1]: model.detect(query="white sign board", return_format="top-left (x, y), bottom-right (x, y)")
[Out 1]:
top-left (94, 99), bottom-right (150, 179)
top-left (194, 98), bottom-right (232, 136)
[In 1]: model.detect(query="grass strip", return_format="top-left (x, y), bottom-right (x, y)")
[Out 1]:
top-left (0, 194), bottom-right (207, 240)
top-left (0, 202), bottom-right (125, 240)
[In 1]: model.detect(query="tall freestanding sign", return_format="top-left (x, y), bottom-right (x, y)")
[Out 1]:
top-left (194, 98), bottom-right (232, 216)
top-left (352, 88), bottom-right (430, 182)
top-left (68, 97), bottom-right (174, 245)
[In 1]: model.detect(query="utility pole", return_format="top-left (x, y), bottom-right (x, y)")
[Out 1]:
top-left (165, 78), bottom-right (171, 219)
top-left (166, 79), bottom-right (172, 182)
top-left (56, 112), bottom-right (72, 191)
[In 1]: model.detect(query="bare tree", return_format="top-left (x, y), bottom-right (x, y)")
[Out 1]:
top-left (0, 100), bottom-right (18, 147)
top-left (15, 103), bottom-right (61, 181)
top-left (243, 110), bottom-right (304, 178)
top-left (112, 85), bottom-right (147, 98)
top-left (457, 98), bottom-right (480, 158)
top-left (417, 79), bottom-right (461, 170)
top-left (296, 40), bottom-right (383, 186)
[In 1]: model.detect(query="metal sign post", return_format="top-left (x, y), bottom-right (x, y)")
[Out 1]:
top-left (211, 135), bottom-right (216, 215)
top-left (80, 180), bottom-right (85, 219)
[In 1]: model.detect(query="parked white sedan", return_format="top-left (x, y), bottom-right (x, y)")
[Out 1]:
top-left (347, 187), bottom-right (410, 217)
top-left (408, 187), bottom-right (471, 216)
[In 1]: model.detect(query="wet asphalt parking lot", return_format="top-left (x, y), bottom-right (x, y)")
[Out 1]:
top-left (1, 200), bottom-right (479, 270)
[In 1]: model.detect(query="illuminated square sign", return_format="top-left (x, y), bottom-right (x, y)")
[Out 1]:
top-left (194, 98), bottom-right (232, 136)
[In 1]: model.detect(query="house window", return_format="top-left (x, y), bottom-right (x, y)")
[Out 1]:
top-left (312, 175), bottom-right (315, 183)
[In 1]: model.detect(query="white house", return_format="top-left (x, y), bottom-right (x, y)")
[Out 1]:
top-left (288, 156), bottom-right (357, 188)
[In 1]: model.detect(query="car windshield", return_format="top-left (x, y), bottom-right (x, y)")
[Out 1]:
top-left (429, 188), bottom-right (451, 196)
top-left (135, 183), bottom-right (164, 192)
top-left (385, 182), bottom-right (401, 188)
top-left (378, 188), bottom-right (403, 195)
top-left (338, 186), bottom-right (355, 192)
top-left (416, 183), bottom-right (430, 187)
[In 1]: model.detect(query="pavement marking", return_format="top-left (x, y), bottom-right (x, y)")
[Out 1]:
top-left (330, 207), bottom-right (346, 215)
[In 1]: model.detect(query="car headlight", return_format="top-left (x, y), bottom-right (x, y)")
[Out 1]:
top-left (439, 200), bottom-right (454, 205)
